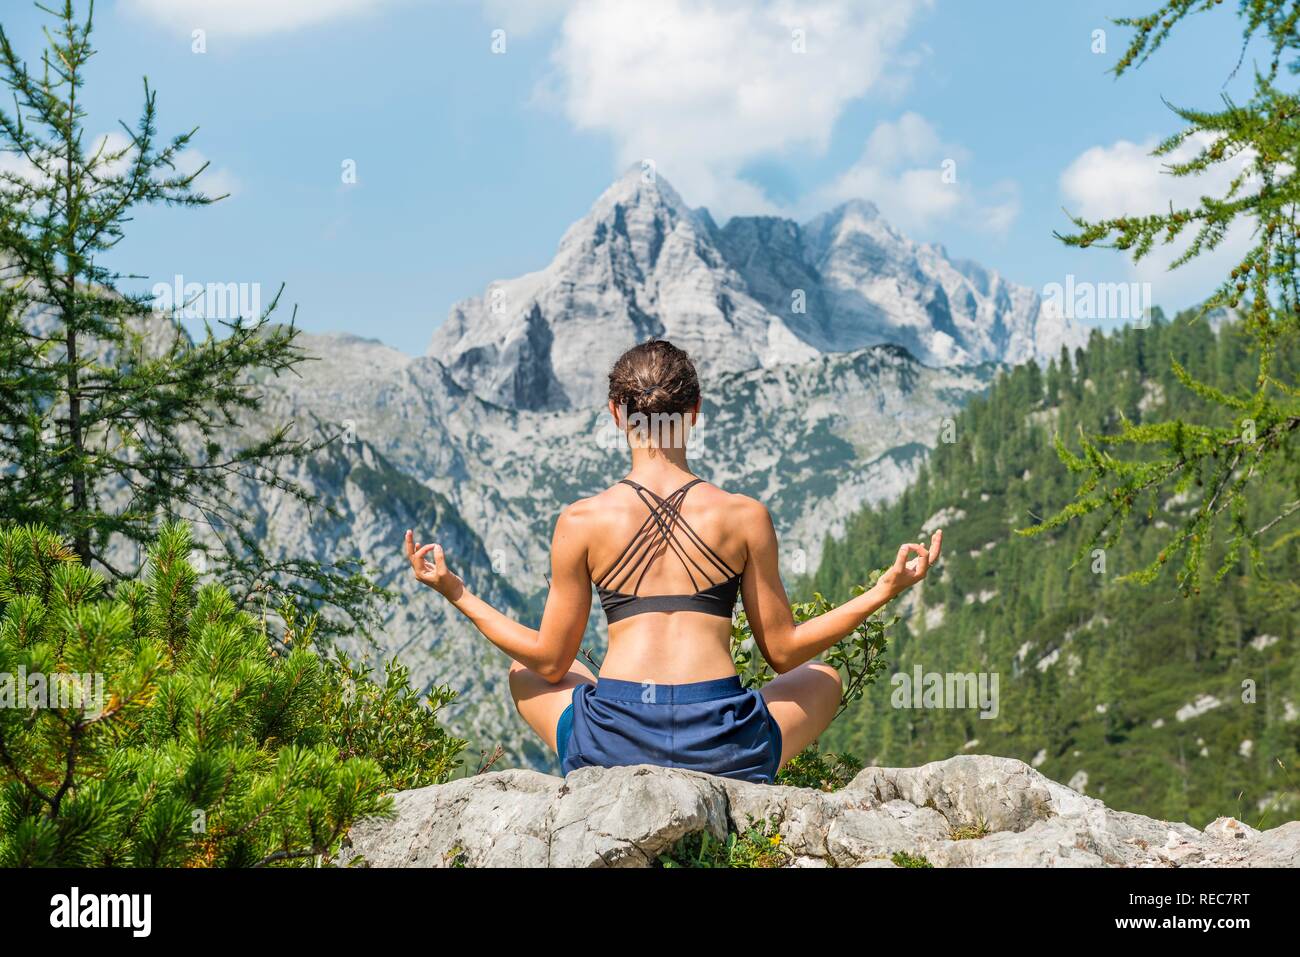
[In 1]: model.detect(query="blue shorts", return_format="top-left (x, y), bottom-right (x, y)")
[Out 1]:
top-left (556, 675), bottom-right (783, 784)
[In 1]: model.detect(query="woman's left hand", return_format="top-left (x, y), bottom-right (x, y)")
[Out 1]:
top-left (878, 529), bottom-right (942, 599)
top-left (404, 530), bottom-right (465, 600)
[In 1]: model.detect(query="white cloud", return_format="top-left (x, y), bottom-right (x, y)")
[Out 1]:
top-left (547, 0), bottom-right (931, 219)
top-left (1059, 133), bottom-right (1256, 221)
top-left (0, 132), bottom-right (239, 200)
top-left (96, 132), bottom-right (241, 199)
top-left (89, 132), bottom-right (134, 178)
top-left (120, 0), bottom-right (395, 37)
top-left (0, 152), bottom-right (43, 188)
top-left (478, 0), bottom-right (572, 35)
top-left (174, 147), bottom-right (242, 199)
top-left (1059, 132), bottom-right (1256, 308)
top-left (808, 113), bottom-right (1019, 236)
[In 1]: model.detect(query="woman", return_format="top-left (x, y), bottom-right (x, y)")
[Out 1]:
top-left (404, 339), bottom-right (941, 784)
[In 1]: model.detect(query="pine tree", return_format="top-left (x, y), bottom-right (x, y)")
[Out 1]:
top-left (0, 522), bottom-right (465, 866)
top-left (1029, 0), bottom-right (1300, 597)
top-left (0, 2), bottom-right (380, 637)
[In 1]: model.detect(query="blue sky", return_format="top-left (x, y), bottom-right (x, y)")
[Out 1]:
top-left (0, 0), bottom-right (1268, 354)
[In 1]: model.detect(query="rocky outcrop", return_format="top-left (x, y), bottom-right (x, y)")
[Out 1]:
top-left (340, 755), bottom-right (1300, 868)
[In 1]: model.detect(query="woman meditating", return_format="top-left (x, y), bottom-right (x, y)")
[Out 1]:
top-left (404, 339), bottom-right (941, 783)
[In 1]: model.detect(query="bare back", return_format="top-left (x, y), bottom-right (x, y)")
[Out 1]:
top-left (566, 476), bottom-right (753, 683)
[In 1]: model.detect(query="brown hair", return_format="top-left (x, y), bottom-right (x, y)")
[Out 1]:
top-left (607, 339), bottom-right (701, 419)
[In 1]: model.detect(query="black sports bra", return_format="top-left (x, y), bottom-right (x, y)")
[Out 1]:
top-left (594, 478), bottom-right (742, 625)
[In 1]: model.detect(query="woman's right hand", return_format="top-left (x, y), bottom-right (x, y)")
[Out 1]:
top-left (877, 529), bottom-right (942, 599)
top-left (404, 530), bottom-right (465, 601)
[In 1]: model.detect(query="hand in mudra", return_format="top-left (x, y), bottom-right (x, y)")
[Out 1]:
top-left (878, 529), bottom-right (942, 599)
top-left (404, 529), bottom-right (464, 600)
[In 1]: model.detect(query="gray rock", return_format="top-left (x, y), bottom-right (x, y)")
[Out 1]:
top-left (340, 754), bottom-right (1298, 868)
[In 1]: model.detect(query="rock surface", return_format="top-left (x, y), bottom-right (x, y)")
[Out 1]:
top-left (340, 755), bottom-right (1300, 868)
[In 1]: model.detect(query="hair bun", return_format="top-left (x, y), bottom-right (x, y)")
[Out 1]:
top-left (608, 340), bottom-right (700, 420)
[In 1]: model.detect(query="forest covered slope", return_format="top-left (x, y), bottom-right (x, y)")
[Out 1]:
top-left (809, 315), bottom-right (1300, 827)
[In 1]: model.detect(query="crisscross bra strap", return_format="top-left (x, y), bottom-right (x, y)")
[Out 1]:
top-left (595, 477), bottom-right (739, 595)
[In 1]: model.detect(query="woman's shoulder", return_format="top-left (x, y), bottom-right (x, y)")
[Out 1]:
top-left (556, 491), bottom-right (605, 524)
top-left (691, 481), bottom-right (770, 523)
top-left (555, 484), bottom-right (631, 525)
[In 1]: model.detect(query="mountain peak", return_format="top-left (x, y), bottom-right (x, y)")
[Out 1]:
top-left (429, 170), bottom-right (1087, 411)
top-left (593, 163), bottom-right (691, 215)
top-left (828, 197), bottom-right (882, 220)
top-left (551, 164), bottom-right (699, 262)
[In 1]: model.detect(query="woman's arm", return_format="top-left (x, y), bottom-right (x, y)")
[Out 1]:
top-left (404, 507), bottom-right (593, 682)
top-left (738, 499), bottom-right (941, 673)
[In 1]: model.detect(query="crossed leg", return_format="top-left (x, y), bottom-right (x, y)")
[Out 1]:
top-left (508, 658), bottom-right (596, 754)
top-left (509, 657), bottom-right (840, 770)
top-left (759, 661), bottom-right (842, 768)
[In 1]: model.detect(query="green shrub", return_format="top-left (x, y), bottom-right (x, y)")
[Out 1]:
top-left (318, 646), bottom-right (463, 793)
top-left (727, 590), bottom-right (884, 792)
top-left (731, 589), bottom-right (894, 717)
top-left (949, 821), bottom-right (990, 841)
top-left (890, 850), bottom-right (933, 868)
top-left (0, 523), bottom-right (465, 866)
top-left (659, 818), bottom-right (787, 868)
top-left (775, 744), bottom-right (863, 791)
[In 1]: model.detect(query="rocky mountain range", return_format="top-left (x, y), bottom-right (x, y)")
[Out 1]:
top-left (428, 167), bottom-right (1085, 411)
